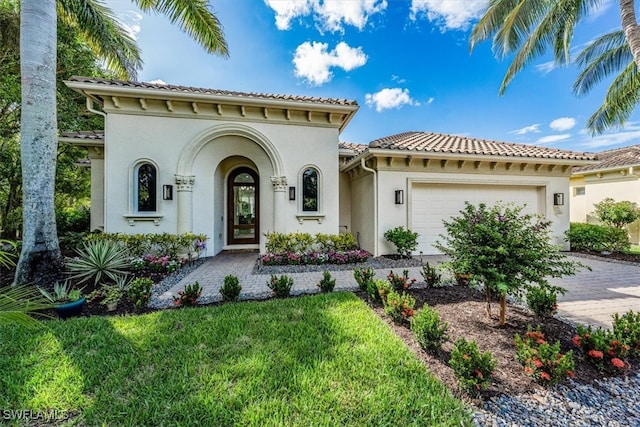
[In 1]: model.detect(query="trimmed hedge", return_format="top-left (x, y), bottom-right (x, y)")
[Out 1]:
top-left (566, 223), bottom-right (629, 253)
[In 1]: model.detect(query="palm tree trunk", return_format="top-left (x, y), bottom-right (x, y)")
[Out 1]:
top-left (14, 0), bottom-right (62, 286)
top-left (621, 0), bottom-right (640, 71)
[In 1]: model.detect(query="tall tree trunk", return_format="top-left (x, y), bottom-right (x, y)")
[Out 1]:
top-left (14, 0), bottom-right (62, 286)
top-left (621, 0), bottom-right (640, 71)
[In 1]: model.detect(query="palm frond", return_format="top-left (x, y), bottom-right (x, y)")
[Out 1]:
top-left (0, 285), bottom-right (53, 328)
top-left (134, 0), bottom-right (228, 58)
top-left (0, 239), bottom-right (17, 269)
top-left (470, 0), bottom-right (521, 52)
top-left (58, 0), bottom-right (142, 79)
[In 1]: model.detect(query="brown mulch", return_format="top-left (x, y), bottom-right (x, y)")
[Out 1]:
top-left (355, 285), bottom-right (639, 403)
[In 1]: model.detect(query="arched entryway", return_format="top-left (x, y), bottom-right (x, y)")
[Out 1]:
top-left (227, 167), bottom-right (259, 244)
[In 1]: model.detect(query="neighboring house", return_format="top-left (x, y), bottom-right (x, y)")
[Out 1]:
top-left (570, 145), bottom-right (640, 244)
top-left (62, 77), bottom-right (597, 257)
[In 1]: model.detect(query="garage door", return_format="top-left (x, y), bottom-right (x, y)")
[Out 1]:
top-left (411, 183), bottom-right (542, 255)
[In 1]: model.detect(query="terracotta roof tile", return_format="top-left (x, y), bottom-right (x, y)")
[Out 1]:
top-left (573, 144), bottom-right (640, 172)
top-left (60, 130), bottom-right (104, 140)
top-left (338, 142), bottom-right (367, 154)
top-left (67, 76), bottom-right (358, 107)
top-left (368, 131), bottom-right (597, 161)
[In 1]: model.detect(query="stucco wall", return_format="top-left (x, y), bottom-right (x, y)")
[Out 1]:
top-left (349, 172), bottom-right (375, 254)
top-left (338, 172), bottom-right (352, 233)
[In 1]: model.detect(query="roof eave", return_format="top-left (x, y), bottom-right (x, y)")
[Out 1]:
top-left (572, 163), bottom-right (640, 176)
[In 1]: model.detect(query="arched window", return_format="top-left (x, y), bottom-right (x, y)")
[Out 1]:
top-left (302, 167), bottom-right (319, 212)
top-left (135, 163), bottom-right (157, 212)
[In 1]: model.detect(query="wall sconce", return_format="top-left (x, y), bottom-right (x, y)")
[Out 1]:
top-left (553, 193), bottom-right (564, 206)
top-left (395, 190), bottom-right (404, 205)
top-left (289, 186), bottom-right (296, 201)
top-left (162, 185), bottom-right (173, 200)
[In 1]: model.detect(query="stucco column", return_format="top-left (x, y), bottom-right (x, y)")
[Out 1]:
top-left (270, 176), bottom-right (287, 232)
top-left (87, 147), bottom-right (104, 231)
top-left (175, 174), bottom-right (195, 234)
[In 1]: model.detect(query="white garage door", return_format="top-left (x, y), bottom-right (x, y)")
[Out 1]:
top-left (411, 183), bottom-right (542, 255)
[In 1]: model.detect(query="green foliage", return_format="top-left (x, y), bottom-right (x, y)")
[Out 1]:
top-left (66, 240), bottom-right (129, 285)
top-left (450, 338), bottom-right (496, 394)
top-left (367, 278), bottom-right (390, 304)
top-left (567, 223), bottom-right (630, 253)
top-left (0, 285), bottom-right (52, 328)
top-left (593, 198), bottom-right (640, 228)
top-left (410, 306), bottom-right (449, 355)
top-left (173, 281), bottom-right (202, 307)
top-left (573, 325), bottom-right (631, 373)
top-left (387, 269), bottom-right (416, 291)
top-left (526, 286), bottom-right (565, 317)
top-left (383, 226), bottom-right (418, 258)
top-left (436, 202), bottom-right (576, 323)
top-left (86, 232), bottom-right (208, 259)
top-left (612, 310), bottom-right (640, 357)
top-left (38, 280), bottom-right (82, 303)
top-left (382, 290), bottom-right (415, 324)
top-left (420, 262), bottom-right (442, 287)
top-left (264, 232), bottom-right (357, 254)
top-left (0, 239), bottom-right (16, 269)
top-left (127, 277), bottom-right (154, 308)
top-left (220, 275), bottom-right (241, 302)
top-left (267, 274), bottom-right (293, 298)
top-left (317, 271), bottom-right (336, 293)
top-left (515, 328), bottom-right (575, 385)
top-left (353, 266), bottom-right (375, 292)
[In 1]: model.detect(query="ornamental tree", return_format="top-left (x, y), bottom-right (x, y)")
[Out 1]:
top-left (435, 202), bottom-right (581, 325)
top-left (593, 198), bottom-right (640, 229)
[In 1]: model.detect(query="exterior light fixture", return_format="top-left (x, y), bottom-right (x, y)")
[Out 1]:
top-left (395, 190), bottom-right (404, 205)
top-left (553, 193), bottom-right (564, 206)
top-left (162, 185), bottom-right (173, 200)
top-left (289, 186), bottom-right (296, 201)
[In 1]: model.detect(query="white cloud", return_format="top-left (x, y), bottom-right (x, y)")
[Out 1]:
top-left (410, 0), bottom-right (488, 31)
top-left (580, 122), bottom-right (640, 148)
top-left (427, 97), bottom-right (434, 104)
top-left (550, 117), bottom-right (577, 131)
top-left (511, 124), bottom-right (541, 135)
top-left (293, 41), bottom-right (367, 85)
top-left (391, 74), bottom-right (407, 84)
top-left (264, 0), bottom-right (387, 32)
top-left (537, 134), bottom-right (571, 144)
top-left (116, 10), bottom-right (143, 40)
top-left (365, 88), bottom-right (420, 112)
top-left (535, 61), bottom-right (556, 75)
top-left (147, 79), bottom-right (167, 85)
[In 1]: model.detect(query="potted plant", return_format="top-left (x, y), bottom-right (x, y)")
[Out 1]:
top-left (101, 286), bottom-right (123, 311)
top-left (39, 281), bottom-right (85, 319)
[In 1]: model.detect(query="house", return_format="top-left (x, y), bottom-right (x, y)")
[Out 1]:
top-left (570, 144), bottom-right (640, 244)
top-left (62, 77), bottom-right (597, 257)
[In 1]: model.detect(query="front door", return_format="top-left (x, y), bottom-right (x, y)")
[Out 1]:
top-left (227, 167), bottom-right (259, 245)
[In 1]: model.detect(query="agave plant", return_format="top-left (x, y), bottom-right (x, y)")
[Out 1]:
top-left (0, 285), bottom-right (52, 328)
top-left (66, 240), bottom-right (130, 285)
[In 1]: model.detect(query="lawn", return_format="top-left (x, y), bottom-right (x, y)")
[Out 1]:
top-left (0, 292), bottom-right (471, 426)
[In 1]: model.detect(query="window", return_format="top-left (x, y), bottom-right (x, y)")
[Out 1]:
top-left (574, 186), bottom-right (585, 196)
top-left (302, 167), bottom-right (319, 212)
top-left (136, 163), bottom-right (157, 212)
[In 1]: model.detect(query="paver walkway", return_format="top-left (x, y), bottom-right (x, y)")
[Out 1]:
top-left (158, 251), bottom-right (640, 329)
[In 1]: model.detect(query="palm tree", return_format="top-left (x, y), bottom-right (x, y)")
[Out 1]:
top-left (15, 0), bottom-right (228, 285)
top-left (470, 0), bottom-right (640, 135)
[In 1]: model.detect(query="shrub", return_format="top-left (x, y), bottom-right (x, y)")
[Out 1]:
top-left (527, 286), bottom-right (565, 317)
top-left (127, 277), bottom-right (154, 308)
top-left (268, 274), bottom-right (293, 298)
top-left (450, 338), bottom-right (496, 394)
top-left (383, 226), bottom-right (418, 258)
top-left (593, 198), bottom-right (640, 229)
top-left (66, 240), bottom-right (129, 285)
top-left (173, 281), bottom-right (202, 307)
top-left (420, 262), bottom-right (442, 287)
top-left (515, 328), bottom-right (575, 385)
top-left (566, 223), bottom-right (630, 253)
top-left (411, 306), bottom-right (448, 355)
top-left (387, 269), bottom-right (416, 291)
top-left (260, 249), bottom-right (369, 266)
top-left (572, 325), bottom-right (631, 373)
top-left (613, 310), bottom-right (640, 357)
top-left (85, 232), bottom-right (207, 259)
top-left (264, 232), bottom-right (357, 254)
top-left (367, 278), bottom-right (390, 303)
top-left (383, 290), bottom-right (415, 324)
top-left (317, 271), bottom-right (336, 293)
top-left (220, 275), bottom-right (241, 302)
top-left (353, 266), bottom-right (375, 292)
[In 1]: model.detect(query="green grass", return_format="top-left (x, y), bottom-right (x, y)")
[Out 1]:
top-left (626, 245), bottom-right (640, 255)
top-left (0, 292), bottom-right (471, 426)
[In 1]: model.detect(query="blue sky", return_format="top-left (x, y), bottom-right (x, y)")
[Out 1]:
top-left (103, 0), bottom-right (640, 153)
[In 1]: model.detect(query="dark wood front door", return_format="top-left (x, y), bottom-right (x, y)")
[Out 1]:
top-left (227, 167), bottom-right (259, 245)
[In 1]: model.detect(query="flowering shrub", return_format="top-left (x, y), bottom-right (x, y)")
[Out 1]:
top-left (131, 254), bottom-right (183, 275)
top-left (573, 325), bottom-right (631, 373)
top-left (268, 274), bottom-right (293, 298)
top-left (612, 310), bottom-right (640, 357)
top-left (527, 286), bottom-right (564, 317)
top-left (450, 338), bottom-right (496, 394)
top-left (173, 281), bottom-right (202, 307)
top-left (317, 271), bottom-right (336, 293)
top-left (127, 277), bottom-right (154, 308)
top-left (420, 262), bottom-right (442, 288)
top-left (387, 269), bottom-right (416, 291)
top-left (515, 328), bottom-right (575, 385)
top-left (260, 249), bottom-right (369, 266)
top-left (383, 290), bottom-right (415, 324)
top-left (367, 278), bottom-right (390, 303)
top-left (411, 306), bottom-right (448, 355)
top-left (353, 266), bottom-right (375, 292)
top-left (220, 275), bottom-right (241, 302)
top-left (265, 232), bottom-right (357, 254)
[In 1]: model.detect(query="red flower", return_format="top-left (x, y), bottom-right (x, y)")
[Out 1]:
top-left (611, 358), bottom-right (626, 369)
top-left (533, 358), bottom-right (543, 368)
top-left (587, 349), bottom-right (604, 359)
top-left (462, 354), bottom-right (470, 360)
top-left (475, 369), bottom-right (484, 379)
top-left (536, 339), bottom-right (547, 345)
top-left (572, 335), bottom-right (581, 347)
top-left (540, 372), bottom-right (551, 381)
top-left (567, 371), bottom-right (575, 378)
top-left (524, 366), bottom-right (534, 375)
